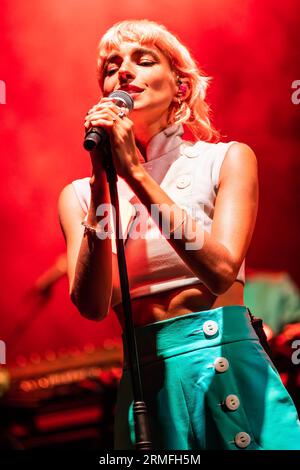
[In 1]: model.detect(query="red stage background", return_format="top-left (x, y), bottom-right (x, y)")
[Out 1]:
top-left (0, 0), bottom-right (299, 364)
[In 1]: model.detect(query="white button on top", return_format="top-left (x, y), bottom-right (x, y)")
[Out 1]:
top-left (234, 432), bottom-right (251, 449)
top-left (214, 357), bottom-right (229, 373)
top-left (182, 146), bottom-right (199, 158)
top-left (176, 174), bottom-right (191, 189)
top-left (203, 320), bottom-right (219, 337)
top-left (225, 394), bottom-right (240, 411)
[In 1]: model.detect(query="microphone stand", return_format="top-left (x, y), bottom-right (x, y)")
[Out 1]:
top-left (88, 136), bottom-right (152, 451)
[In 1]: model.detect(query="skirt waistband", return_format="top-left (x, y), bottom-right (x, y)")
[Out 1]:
top-left (122, 305), bottom-right (258, 368)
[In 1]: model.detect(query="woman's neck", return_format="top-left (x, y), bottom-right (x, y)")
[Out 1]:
top-left (134, 119), bottom-right (169, 161)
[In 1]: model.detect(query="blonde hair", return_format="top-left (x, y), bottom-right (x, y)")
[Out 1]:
top-left (96, 20), bottom-right (220, 142)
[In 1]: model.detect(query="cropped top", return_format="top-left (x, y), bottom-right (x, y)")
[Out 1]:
top-left (71, 123), bottom-right (245, 307)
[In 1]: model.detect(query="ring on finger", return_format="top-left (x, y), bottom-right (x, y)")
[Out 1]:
top-left (118, 110), bottom-right (126, 119)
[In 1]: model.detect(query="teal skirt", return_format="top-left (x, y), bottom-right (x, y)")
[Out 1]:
top-left (114, 305), bottom-right (300, 450)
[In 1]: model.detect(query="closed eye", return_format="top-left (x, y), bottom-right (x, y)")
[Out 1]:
top-left (105, 68), bottom-right (118, 76)
top-left (139, 61), bottom-right (156, 66)
top-left (106, 61), bottom-right (155, 75)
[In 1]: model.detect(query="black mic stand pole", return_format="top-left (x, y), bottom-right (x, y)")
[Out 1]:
top-left (88, 136), bottom-right (152, 451)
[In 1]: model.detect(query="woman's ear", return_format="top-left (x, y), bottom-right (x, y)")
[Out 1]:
top-left (168, 75), bottom-right (191, 124)
top-left (177, 77), bottom-right (191, 102)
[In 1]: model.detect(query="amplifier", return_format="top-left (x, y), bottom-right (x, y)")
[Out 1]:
top-left (0, 341), bottom-right (123, 449)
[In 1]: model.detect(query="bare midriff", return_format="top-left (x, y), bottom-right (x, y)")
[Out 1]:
top-left (113, 280), bottom-right (244, 329)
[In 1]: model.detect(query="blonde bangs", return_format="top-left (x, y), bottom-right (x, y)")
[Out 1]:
top-left (97, 21), bottom-right (173, 83)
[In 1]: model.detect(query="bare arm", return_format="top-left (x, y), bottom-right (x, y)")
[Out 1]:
top-left (83, 99), bottom-right (258, 297)
top-left (58, 96), bottom-right (138, 322)
top-left (58, 172), bottom-right (113, 321)
top-left (126, 142), bottom-right (258, 295)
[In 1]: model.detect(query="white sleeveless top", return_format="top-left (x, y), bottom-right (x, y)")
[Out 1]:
top-left (72, 124), bottom-right (245, 307)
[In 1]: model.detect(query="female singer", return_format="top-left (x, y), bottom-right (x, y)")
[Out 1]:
top-left (58, 20), bottom-right (300, 449)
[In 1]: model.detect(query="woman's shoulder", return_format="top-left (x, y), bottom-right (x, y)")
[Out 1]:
top-left (180, 137), bottom-right (239, 159)
top-left (180, 138), bottom-right (256, 190)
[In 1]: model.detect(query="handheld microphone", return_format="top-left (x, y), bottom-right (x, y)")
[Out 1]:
top-left (83, 90), bottom-right (134, 151)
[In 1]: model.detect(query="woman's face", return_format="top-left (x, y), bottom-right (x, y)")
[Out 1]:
top-left (102, 42), bottom-right (177, 125)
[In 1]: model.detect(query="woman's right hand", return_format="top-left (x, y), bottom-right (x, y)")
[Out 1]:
top-left (84, 96), bottom-right (142, 182)
top-left (84, 98), bottom-right (118, 183)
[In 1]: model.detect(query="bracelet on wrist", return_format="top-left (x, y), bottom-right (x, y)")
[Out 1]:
top-left (81, 220), bottom-right (104, 238)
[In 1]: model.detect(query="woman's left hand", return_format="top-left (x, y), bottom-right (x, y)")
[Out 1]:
top-left (84, 99), bottom-right (143, 180)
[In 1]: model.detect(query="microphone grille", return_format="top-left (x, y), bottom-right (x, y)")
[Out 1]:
top-left (109, 90), bottom-right (134, 111)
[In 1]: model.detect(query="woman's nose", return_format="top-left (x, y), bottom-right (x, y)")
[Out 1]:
top-left (118, 62), bottom-right (135, 82)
